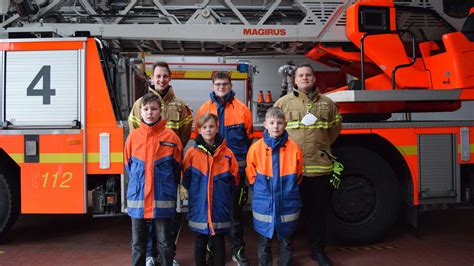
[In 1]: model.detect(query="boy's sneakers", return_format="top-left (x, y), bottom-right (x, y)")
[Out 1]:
top-left (145, 257), bottom-right (180, 266)
top-left (146, 256), bottom-right (155, 266)
top-left (232, 247), bottom-right (250, 266)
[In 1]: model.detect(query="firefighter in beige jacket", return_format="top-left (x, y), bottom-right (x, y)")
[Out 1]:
top-left (274, 89), bottom-right (341, 177)
top-left (127, 61), bottom-right (192, 266)
top-left (274, 63), bottom-right (341, 266)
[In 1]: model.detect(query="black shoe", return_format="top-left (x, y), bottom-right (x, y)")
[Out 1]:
top-left (311, 251), bottom-right (333, 266)
top-left (232, 247), bottom-right (250, 266)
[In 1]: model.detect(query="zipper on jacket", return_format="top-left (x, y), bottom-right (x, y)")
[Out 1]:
top-left (206, 149), bottom-right (215, 235)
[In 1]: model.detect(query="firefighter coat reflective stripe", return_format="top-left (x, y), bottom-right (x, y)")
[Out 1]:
top-left (182, 138), bottom-right (239, 235)
top-left (274, 89), bottom-right (342, 176)
top-left (124, 119), bottom-right (183, 219)
top-left (128, 86), bottom-right (193, 146)
top-left (195, 90), bottom-right (253, 164)
top-left (246, 130), bottom-right (303, 239)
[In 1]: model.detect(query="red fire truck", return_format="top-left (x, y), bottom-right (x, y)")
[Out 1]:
top-left (0, 0), bottom-right (473, 244)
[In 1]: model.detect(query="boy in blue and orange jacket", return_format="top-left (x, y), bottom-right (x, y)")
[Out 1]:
top-left (183, 113), bottom-right (239, 266)
top-left (195, 71), bottom-right (253, 265)
top-left (124, 92), bottom-right (183, 266)
top-left (246, 107), bottom-right (303, 266)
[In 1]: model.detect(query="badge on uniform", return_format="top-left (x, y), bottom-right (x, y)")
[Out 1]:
top-left (301, 113), bottom-right (317, 126)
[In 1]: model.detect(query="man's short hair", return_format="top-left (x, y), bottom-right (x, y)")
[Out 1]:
top-left (152, 61), bottom-right (171, 75)
top-left (141, 92), bottom-right (161, 107)
top-left (295, 63), bottom-right (315, 74)
top-left (265, 107), bottom-right (286, 121)
top-left (197, 113), bottom-right (218, 129)
top-left (212, 71), bottom-right (232, 83)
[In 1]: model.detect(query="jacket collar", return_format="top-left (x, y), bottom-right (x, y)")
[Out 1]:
top-left (195, 133), bottom-right (226, 156)
top-left (210, 90), bottom-right (235, 106)
top-left (263, 129), bottom-right (288, 150)
top-left (149, 85), bottom-right (176, 103)
top-left (293, 88), bottom-right (319, 102)
top-left (138, 118), bottom-right (167, 133)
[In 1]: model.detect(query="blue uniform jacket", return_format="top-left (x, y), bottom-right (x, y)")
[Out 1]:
top-left (182, 135), bottom-right (239, 235)
top-left (246, 130), bottom-right (303, 239)
top-left (124, 119), bottom-right (182, 219)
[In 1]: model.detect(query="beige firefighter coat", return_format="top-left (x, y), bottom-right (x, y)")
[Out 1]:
top-left (274, 89), bottom-right (342, 176)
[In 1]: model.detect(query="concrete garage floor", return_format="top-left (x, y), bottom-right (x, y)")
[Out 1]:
top-left (0, 209), bottom-right (473, 266)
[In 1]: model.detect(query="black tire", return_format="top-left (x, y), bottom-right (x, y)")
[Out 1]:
top-left (0, 173), bottom-right (20, 242)
top-left (328, 147), bottom-right (400, 245)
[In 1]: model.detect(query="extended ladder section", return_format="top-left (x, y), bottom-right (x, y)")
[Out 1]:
top-left (0, 0), bottom-right (465, 55)
top-left (1, 0), bottom-right (352, 54)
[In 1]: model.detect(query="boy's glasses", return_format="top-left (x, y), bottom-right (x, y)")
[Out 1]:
top-left (213, 82), bottom-right (230, 87)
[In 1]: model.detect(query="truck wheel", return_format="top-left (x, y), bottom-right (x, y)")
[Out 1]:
top-left (329, 147), bottom-right (400, 244)
top-left (0, 173), bottom-right (20, 241)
